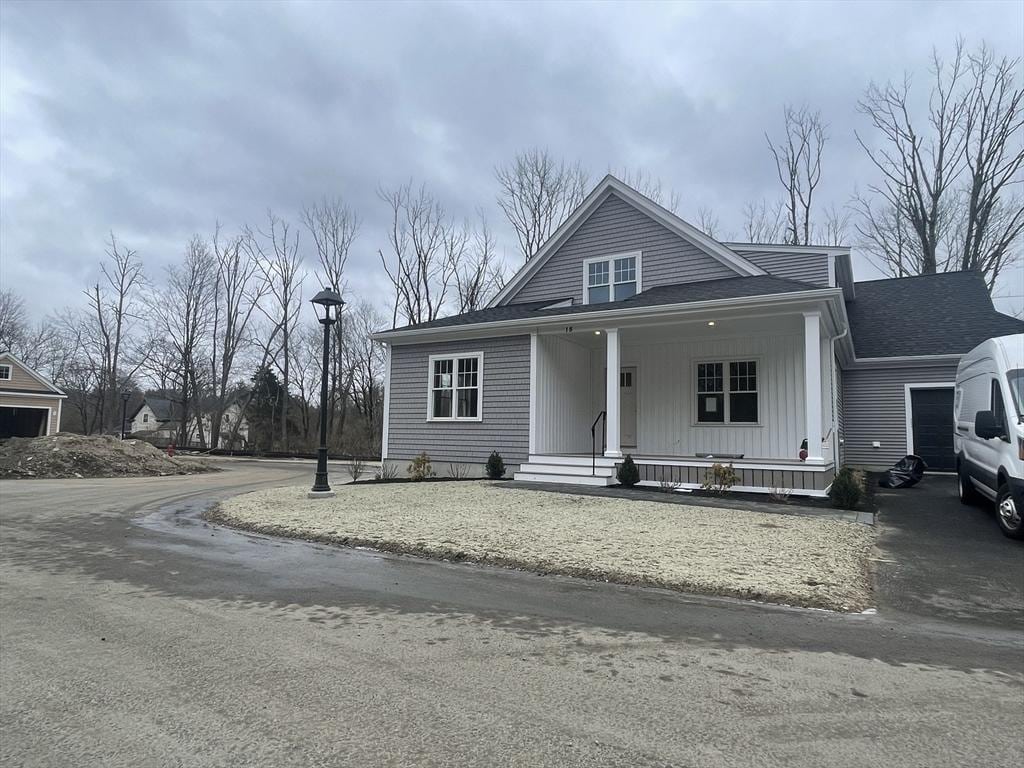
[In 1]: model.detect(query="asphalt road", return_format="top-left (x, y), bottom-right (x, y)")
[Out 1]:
top-left (1, 461), bottom-right (1022, 767)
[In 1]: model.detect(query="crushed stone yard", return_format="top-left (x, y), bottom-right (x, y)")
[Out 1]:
top-left (213, 481), bottom-right (875, 611)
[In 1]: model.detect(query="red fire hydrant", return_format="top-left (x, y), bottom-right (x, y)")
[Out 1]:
top-left (167, 443), bottom-right (176, 457)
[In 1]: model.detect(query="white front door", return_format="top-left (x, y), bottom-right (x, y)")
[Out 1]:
top-left (620, 366), bottom-right (637, 447)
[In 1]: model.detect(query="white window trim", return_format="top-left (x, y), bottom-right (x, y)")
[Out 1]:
top-left (426, 352), bottom-right (484, 422)
top-left (692, 357), bottom-right (763, 427)
top-left (582, 251), bottom-right (642, 305)
top-left (0, 364), bottom-right (11, 381)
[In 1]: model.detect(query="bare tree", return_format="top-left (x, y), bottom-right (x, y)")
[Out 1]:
top-left (856, 43), bottom-right (968, 274)
top-left (341, 300), bottom-right (387, 453)
top-left (955, 44), bottom-right (1024, 288)
top-left (740, 200), bottom-right (786, 243)
top-left (496, 148), bottom-right (588, 261)
top-left (0, 289), bottom-right (27, 352)
top-left (766, 106), bottom-right (827, 245)
top-left (818, 204), bottom-right (852, 247)
top-left (695, 206), bottom-right (720, 238)
top-left (244, 210), bottom-right (306, 449)
top-left (83, 233), bottom-right (145, 432)
top-left (378, 181), bottom-right (461, 326)
top-left (154, 236), bottom-right (216, 446)
top-left (614, 167), bottom-right (680, 212)
top-left (455, 214), bottom-right (505, 313)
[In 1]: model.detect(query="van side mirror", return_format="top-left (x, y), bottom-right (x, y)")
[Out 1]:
top-left (974, 410), bottom-right (1004, 440)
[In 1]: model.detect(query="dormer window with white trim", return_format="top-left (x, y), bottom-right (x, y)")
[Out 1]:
top-left (584, 252), bottom-right (640, 304)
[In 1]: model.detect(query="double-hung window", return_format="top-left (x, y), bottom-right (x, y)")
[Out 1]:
top-left (696, 360), bottom-right (759, 424)
top-left (429, 353), bottom-right (482, 420)
top-left (0, 364), bottom-right (10, 381)
top-left (585, 252), bottom-right (639, 304)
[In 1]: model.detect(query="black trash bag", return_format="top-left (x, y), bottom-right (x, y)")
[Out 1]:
top-left (879, 455), bottom-right (927, 488)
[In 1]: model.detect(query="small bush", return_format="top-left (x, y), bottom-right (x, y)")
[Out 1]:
top-left (485, 451), bottom-right (506, 480)
top-left (375, 460), bottom-right (399, 480)
top-left (769, 487), bottom-right (792, 503)
top-left (346, 455), bottom-right (366, 482)
top-left (407, 452), bottom-right (435, 481)
top-left (701, 463), bottom-right (738, 495)
top-left (829, 467), bottom-right (864, 510)
top-left (617, 454), bottom-right (640, 487)
top-left (447, 462), bottom-right (472, 479)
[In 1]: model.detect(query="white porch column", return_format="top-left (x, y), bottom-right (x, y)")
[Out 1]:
top-left (604, 327), bottom-right (622, 458)
top-left (528, 332), bottom-right (538, 456)
top-left (803, 311), bottom-right (824, 464)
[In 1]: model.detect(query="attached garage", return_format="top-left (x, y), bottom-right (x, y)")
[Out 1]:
top-left (0, 353), bottom-right (66, 439)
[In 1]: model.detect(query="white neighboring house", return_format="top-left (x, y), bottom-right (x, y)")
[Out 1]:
top-left (130, 396), bottom-right (249, 447)
top-left (0, 352), bottom-right (67, 438)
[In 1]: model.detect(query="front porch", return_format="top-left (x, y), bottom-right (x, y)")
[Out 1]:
top-left (515, 306), bottom-right (841, 497)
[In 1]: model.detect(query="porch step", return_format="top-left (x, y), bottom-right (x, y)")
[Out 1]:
top-left (518, 462), bottom-right (616, 477)
top-left (528, 454), bottom-right (617, 468)
top-left (513, 471), bottom-right (616, 487)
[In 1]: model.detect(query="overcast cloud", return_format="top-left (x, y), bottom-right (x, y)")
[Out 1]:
top-left (2, 0), bottom-right (1022, 319)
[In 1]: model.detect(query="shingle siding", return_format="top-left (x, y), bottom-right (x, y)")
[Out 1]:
top-left (387, 335), bottom-right (531, 466)
top-left (508, 192), bottom-right (736, 305)
top-left (842, 363), bottom-right (958, 469)
top-left (738, 251), bottom-right (830, 286)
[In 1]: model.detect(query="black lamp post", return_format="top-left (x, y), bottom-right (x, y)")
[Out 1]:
top-left (120, 388), bottom-right (132, 440)
top-left (310, 286), bottom-right (345, 496)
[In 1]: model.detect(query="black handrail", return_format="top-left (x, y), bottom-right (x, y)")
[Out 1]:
top-left (591, 410), bottom-right (607, 476)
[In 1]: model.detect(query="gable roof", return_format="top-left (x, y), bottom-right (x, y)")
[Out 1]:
top-left (378, 275), bottom-right (828, 337)
top-left (0, 352), bottom-right (66, 395)
top-left (847, 271), bottom-right (1024, 358)
top-left (489, 175), bottom-right (765, 307)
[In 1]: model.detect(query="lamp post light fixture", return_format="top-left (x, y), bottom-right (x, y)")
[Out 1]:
top-left (309, 286), bottom-right (345, 498)
top-left (120, 388), bottom-right (132, 440)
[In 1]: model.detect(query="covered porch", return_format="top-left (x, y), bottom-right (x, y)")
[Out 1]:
top-left (517, 302), bottom-right (844, 496)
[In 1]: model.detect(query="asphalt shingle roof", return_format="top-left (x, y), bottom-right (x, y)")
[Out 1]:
top-left (846, 271), bottom-right (1024, 358)
top-left (385, 275), bottom-right (823, 333)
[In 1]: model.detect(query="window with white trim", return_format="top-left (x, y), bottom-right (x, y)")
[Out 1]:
top-left (696, 360), bottom-right (758, 424)
top-left (143, 413), bottom-right (149, 423)
top-left (585, 253), bottom-right (638, 304)
top-left (429, 354), bottom-right (482, 420)
top-left (0, 364), bottom-right (10, 381)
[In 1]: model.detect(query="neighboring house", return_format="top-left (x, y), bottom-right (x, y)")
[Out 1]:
top-left (130, 396), bottom-right (249, 447)
top-left (372, 175), bottom-right (1024, 496)
top-left (0, 352), bottom-right (67, 438)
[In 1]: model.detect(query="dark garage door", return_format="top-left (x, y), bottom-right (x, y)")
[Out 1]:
top-left (0, 406), bottom-right (49, 439)
top-left (910, 388), bottom-right (954, 471)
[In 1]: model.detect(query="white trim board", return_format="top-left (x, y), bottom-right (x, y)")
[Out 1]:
top-left (903, 382), bottom-right (955, 456)
top-left (381, 343), bottom-right (392, 460)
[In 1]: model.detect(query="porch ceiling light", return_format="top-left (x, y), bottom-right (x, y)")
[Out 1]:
top-left (707, 321), bottom-right (716, 327)
top-left (594, 330), bottom-right (601, 335)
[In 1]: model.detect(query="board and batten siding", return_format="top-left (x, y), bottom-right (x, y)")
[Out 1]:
top-left (387, 335), bottom-right (531, 466)
top-left (842, 362), bottom-right (958, 468)
top-left (535, 335), bottom-right (593, 454)
top-left (507, 192), bottom-right (736, 305)
top-left (586, 331), bottom-right (808, 460)
top-left (734, 250), bottom-right (831, 286)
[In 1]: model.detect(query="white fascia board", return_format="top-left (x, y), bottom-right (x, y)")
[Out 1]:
top-left (0, 389), bottom-right (69, 399)
top-left (849, 354), bottom-right (962, 370)
top-left (489, 175), bottom-right (765, 308)
top-left (374, 288), bottom-right (845, 344)
top-left (724, 242), bottom-right (851, 256)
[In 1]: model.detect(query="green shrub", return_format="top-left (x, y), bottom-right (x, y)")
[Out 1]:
top-left (701, 463), bottom-right (738, 495)
top-left (407, 451), bottom-right (435, 481)
top-left (829, 467), bottom-right (864, 510)
top-left (485, 451), bottom-right (506, 480)
top-left (617, 454), bottom-right (640, 487)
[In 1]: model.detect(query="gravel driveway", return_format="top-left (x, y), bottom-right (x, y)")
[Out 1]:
top-left (214, 481), bottom-right (875, 611)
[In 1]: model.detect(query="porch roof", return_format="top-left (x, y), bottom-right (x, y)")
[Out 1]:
top-left (374, 275), bottom-right (829, 339)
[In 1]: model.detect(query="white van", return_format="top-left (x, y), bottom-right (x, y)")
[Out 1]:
top-left (954, 334), bottom-right (1024, 538)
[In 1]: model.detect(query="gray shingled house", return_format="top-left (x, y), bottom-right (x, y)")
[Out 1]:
top-left (372, 176), bottom-right (1023, 496)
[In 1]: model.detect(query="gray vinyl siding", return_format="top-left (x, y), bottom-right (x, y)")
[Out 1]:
top-left (387, 335), bottom-right (530, 465)
top-left (736, 250), bottom-right (830, 286)
top-left (842, 362), bottom-right (958, 469)
top-left (508, 192), bottom-right (736, 305)
top-left (835, 358), bottom-right (845, 466)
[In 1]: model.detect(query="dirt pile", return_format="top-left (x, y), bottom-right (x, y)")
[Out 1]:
top-left (0, 434), bottom-right (218, 479)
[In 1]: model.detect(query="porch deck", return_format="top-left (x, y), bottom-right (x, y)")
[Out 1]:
top-left (515, 453), bottom-right (835, 497)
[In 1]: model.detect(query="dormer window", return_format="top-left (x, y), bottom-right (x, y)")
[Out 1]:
top-left (584, 252), bottom-right (640, 304)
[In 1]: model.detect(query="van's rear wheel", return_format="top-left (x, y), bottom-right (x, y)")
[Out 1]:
top-left (958, 464), bottom-right (980, 505)
top-left (996, 485), bottom-right (1024, 539)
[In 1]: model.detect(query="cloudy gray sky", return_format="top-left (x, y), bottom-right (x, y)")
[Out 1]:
top-left (2, 0), bottom-right (1022, 319)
